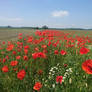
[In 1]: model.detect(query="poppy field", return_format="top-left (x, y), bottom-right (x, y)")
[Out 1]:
top-left (0, 29), bottom-right (92, 92)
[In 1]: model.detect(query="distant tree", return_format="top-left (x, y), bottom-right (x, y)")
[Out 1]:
top-left (35, 27), bottom-right (39, 29)
top-left (7, 25), bottom-right (12, 28)
top-left (42, 25), bottom-right (48, 29)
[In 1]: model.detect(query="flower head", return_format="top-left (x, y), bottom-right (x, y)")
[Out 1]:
top-left (10, 61), bottom-right (18, 66)
top-left (82, 59), bottom-right (92, 74)
top-left (60, 50), bottom-right (67, 55)
top-left (17, 69), bottom-right (26, 80)
top-left (56, 76), bottom-right (63, 84)
top-left (2, 66), bottom-right (9, 72)
top-left (33, 82), bottom-right (42, 91)
top-left (80, 47), bottom-right (89, 55)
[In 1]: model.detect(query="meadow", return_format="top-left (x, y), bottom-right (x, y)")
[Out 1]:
top-left (0, 28), bottom-right (92, 92)
top-left (0, 28), bottom-right (35, 41)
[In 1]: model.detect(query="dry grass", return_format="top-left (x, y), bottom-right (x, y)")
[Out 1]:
top-left (0, 28), bottom-right (35, 41)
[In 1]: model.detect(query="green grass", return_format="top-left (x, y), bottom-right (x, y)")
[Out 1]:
top-left (0, 29), bottom-right (92, 92)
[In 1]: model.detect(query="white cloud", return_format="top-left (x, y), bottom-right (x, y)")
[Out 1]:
top-left (52, 10), bottom-right (69, 17)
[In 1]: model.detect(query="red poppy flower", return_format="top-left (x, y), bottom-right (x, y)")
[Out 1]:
top-left (0, 47), bottom-right (3, 50)
top-left (32, 53), bottom-right (38, 59)
top-left (5, 55), bottom-right (9, 60)
top-left (56, 76), bottom-right (63, 84)
top-left (38, 52), bottom-right (46, 58)
top-left (17, 49), bottom-right (21, 52)
top-left (18, 37), bottom-right (22, 39)
top-left (24, 49), bottom-right (28, 55)
top-left (54, 50), bottom-right (58, 55)
top-left (43, 49), bottom-right (48, 53)
top-left (24, 45), bottom-right (29, 49)
top-left (33, 82), bottom-right (42, 91)
top-left (16, 56), bottom-right (21, 60)
top-left (41, 45), bottom-right (47, 49)
top-left (6, 44), bottom-right (14, 51)
top-left (53, 43), bottom-right (57, 47)
top-left (34, 47), bottom-right (39, 52)
top-left (35, 30), bottom-right (42, 36)
top-left (23, 55), bottom-right (28, 61)
top-left (64, 64), bottom-right (68, 67)
top-left (48, 41), bottom-right (51, 46)
top-left (17, 69), bottom-right (26, 80)
top-left (80, 47), bottom-right (89, 55)
top-left (12, 51), bottom-right (17, 55)
top-left (32, 52), bottom-right (46, 59)
top-left (27, 37), bottom-right (33, 43)
top-left (2, 41), bottom-right (5, 45)
top-left (3, 58), bottom-right (6, 63)
top-left (60, 50), bottom-right (67, 55)
top-left (10, 61), bottom-right (18, 66)
top-left (18, 33), bottom-right (23, 36)
top-left (2, 66), bottom-right (9, 72)
top-left (82, 59), bottom-right (92, 74)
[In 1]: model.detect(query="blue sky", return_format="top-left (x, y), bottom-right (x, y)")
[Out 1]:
top-left (0, 0), bottom-right (92, 28)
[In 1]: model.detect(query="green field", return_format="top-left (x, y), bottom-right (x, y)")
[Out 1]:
top-left (0, 29), bottom-right (92, 92)
top-left (0, 28), bottom-right (92, 42)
